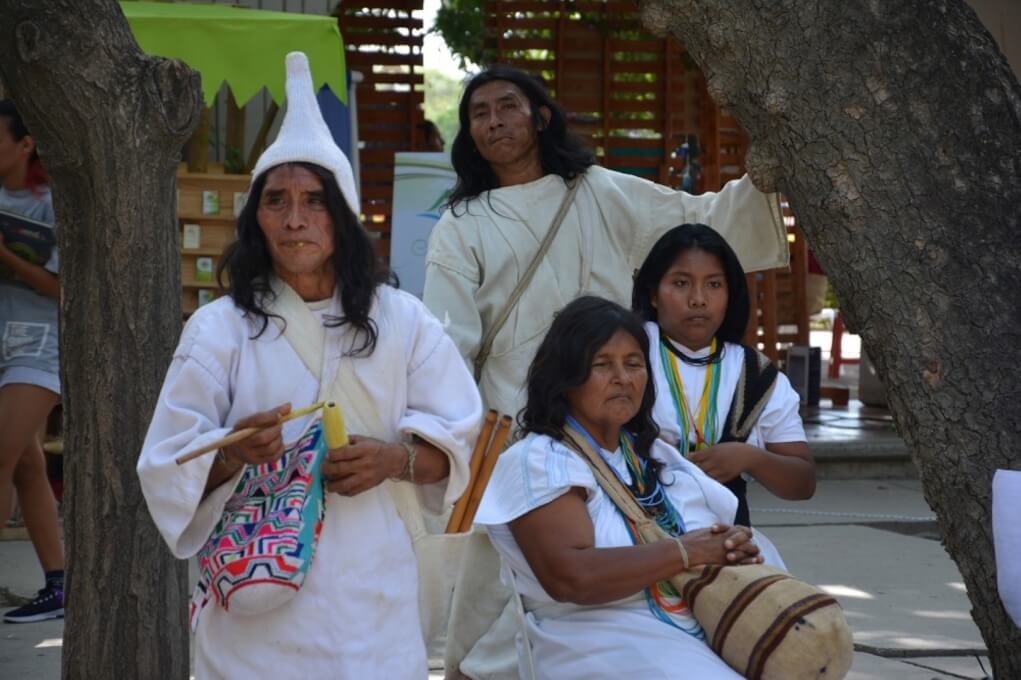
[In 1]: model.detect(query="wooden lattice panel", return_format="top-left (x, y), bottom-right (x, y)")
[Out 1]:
top-left (697, 76), bottom-right (748, 191)
top-left (483, 0), bottom-right (732, 190)
top-left (335, 0), bottom-right (426, 257)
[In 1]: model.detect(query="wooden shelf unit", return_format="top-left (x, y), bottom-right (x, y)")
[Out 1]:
top-left (176, 169), bottom-right (249, 316)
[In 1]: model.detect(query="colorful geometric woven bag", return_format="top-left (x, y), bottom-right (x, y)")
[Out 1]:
top-left (189, 419), bottom-right (327, 629)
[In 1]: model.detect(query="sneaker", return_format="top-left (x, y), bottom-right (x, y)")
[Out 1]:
top-left (5, 506), bottom-right (23, 529)
top-left (3, 587), bottom-right (64, 623)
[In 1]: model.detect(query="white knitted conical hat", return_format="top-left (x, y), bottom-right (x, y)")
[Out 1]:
top-left (251, 52), bottom-right (359, 216)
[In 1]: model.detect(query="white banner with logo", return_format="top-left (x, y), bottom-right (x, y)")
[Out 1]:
top-left (390, 152), bottom-right (456, 299)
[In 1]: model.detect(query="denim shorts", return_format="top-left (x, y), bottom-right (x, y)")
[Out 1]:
top-left (0, 364), bottom-right (60, 395)
top-left (0, 287), bottom-right (60, 396)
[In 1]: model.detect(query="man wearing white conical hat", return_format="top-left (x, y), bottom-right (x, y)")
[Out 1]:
top-left (137, 52), bottom-right (482, 677)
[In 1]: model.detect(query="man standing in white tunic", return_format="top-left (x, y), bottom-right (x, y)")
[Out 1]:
top-left (137, 52), bottom-right (482, 679)
top-left (422, 65), bottom-right (788, 680)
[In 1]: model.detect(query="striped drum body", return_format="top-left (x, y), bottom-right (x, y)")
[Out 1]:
top-left (674, 564), bottom-right (853, 680)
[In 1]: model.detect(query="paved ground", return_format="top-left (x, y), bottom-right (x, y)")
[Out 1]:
top-left (0, 477), bottom-right (993, 679)
top-left (752, 480), bottom-right (990, 679)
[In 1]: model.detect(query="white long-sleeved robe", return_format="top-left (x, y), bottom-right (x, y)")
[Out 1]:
top-left (423, 167), bottom-right (787, 421)
top-left (137, 285), bottom-right (482, 679)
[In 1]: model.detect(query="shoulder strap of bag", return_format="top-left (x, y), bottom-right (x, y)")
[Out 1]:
top-left (473, 177), bottom-right (583, 381)
top-left (561, 425), bottom-right (669, 545)
top-left (265, 281), bottom-right (429, 541)
top-left (265, 282), bottom-right (327, 383)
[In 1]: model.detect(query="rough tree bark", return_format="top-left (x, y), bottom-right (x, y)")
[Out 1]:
top-left (639, 0), bottom-right (1021, 673)
top-left (0, 1), bottom-right (201, 677)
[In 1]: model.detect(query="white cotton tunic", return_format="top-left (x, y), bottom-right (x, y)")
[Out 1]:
top-left (137, 286), bottom-right (482, 679)
top-left (423, 167), bottom-right (787, 421)
top-left (646, 323), bottom-right (806, 451)
top-left (474, 434), bottom-right (745, 680)
top-left (993, 469), bottom-right (1021, 627)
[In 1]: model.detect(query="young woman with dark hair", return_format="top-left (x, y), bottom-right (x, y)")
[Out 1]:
top-left (632, 224), bottom-right (815, 528)
top-left (474, 295), bottom-right (764, 679)
top-left (138, 53), bottom-right (481, 677)
top-left (0, 100), bottom-right (65, 624)
top-left (632, 223), bottom-right (751, 347)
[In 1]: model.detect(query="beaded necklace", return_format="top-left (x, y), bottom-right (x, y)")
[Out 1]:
top-left (659, 336), bottom-right (722, 452)
top-left (617, 434), bottom-right (685, 536)
top-left (564, 417), bottom-right (703, 638)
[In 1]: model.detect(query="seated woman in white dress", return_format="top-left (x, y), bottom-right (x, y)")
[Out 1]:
top-left (632, 223), bottom-right (815, 528)
top-left (137, 53), bottom-right (481, 679)
top-left (475, 296), bottom-right (767, 680)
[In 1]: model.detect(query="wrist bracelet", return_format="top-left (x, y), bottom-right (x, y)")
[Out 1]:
top-left (394, 441), bottom-right (416, 483)
top-left (216, 447), bottom-right (242, 470)
top-left (674, 536), bottom-right (690, 570)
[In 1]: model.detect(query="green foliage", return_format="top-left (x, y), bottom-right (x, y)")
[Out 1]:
top-left (824, 279), bottom-right (839, 310)
top-left (223, 144), bottom-right (245, 174)
top-left (424, 68), bottom-right (464, 152)
top-left (431, 0), bottom-right (492, 68)
top-left (430, 2), bottom-right (699, 79)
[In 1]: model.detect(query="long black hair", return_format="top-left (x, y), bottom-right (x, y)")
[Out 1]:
top-left (0, 100), bottom-right (48, 193)
top-left (519, 296), bottom-right (662, 472)
top-left (447, 65), bottom-right (594, 211)
top-left (631, 223), bottom-right (750, 345)
top-left (217, 161), bottom-right (390, 355)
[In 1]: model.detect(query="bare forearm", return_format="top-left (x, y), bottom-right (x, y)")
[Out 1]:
top-left (539, 540), bottom-right (688, 605)
top-left (511, 491), bottom-right (762, 607)
top-left (747, 443), bottom-right (815, 500)
top-left (202, 452), bottom-right (243, 498)
top-left (0, 250), bottom-right (58, 298)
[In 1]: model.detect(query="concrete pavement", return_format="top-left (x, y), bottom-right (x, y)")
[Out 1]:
top-left (752, 479), bottom-right (989, 679)
top-left (0, 478), bottom-right (993, 679)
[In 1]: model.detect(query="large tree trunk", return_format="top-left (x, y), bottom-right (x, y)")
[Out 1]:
top-left (639, 0), bottom-right (1021, 673)
top-left (0, 2), bottom-right (201, 677)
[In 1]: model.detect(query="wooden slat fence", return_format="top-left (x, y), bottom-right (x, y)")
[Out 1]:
top-left (335, 0), bottom-right (427, 257)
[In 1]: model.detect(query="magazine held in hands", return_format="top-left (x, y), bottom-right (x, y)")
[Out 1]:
top-left (0, 208), bottom-right (56, 275)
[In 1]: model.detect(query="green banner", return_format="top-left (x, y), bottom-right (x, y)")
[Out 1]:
top-left (120, 1), bottom-right (346, 107)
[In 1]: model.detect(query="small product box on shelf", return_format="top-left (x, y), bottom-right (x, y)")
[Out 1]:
top-left (195, 257), bottom-right (214, 283)
top-left (202, 190), bottom-right (220, 215)
top-left (233, 192), bottom-right (247, 217)
top-left (183, 223), bottom-right (201, 250)
top-left (197, 289), bottom-right (215, 307)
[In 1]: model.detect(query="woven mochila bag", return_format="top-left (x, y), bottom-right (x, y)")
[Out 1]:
top-left (189, 418), bottom-right (328, 630)
top-left (564, 427), bottom-right (853, 680)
